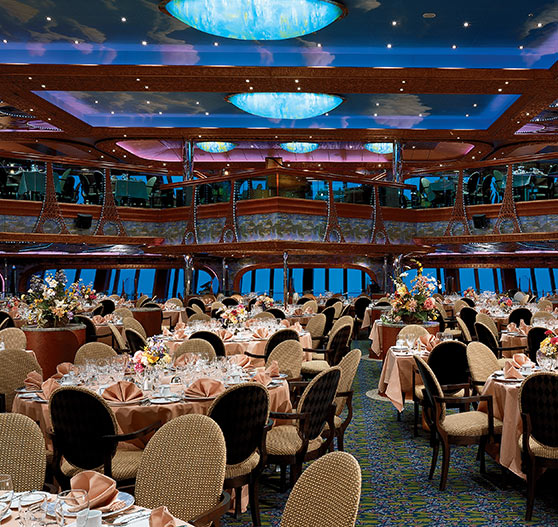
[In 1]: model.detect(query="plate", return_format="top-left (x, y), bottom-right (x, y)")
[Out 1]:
top-left (15, 387), bottom-right (41, 394)
top-left (149, 396), bottom-right (182, 404)
top-left (46, 492), bottom-right (134, 519)
top-left (268, 380), bottom-right (283, 388)
top-left (18, 392), bottom-right (42, 399)
top-left (182, 395), bottom-right (215, 401)
top-left (391, 346), bottom-right (408, 352)
top-left (11, 491), bottom-right (48, 509)
top-left (0, 510), bottom-right (11, 521)
top-left (107, 398), bottom-right (148, 407)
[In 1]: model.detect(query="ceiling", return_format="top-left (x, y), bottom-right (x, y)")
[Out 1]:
top-left (0, 0), bottom-right (557, 173)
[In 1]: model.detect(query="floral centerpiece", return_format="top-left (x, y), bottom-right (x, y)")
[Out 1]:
top-left (132, 338), bottom-right (171, 374)
top-left (463, 287), bottom-right (479, 301)
top-left (255, 295), bottom-right (274, 310)
top-left (384, 262), bottom-right (439, 324)
top-left (536, 330), bottom-right (558, 370)
top-left (69, 281), bottom-right (97, 304)
top-left (497, 295), bottom-right (513, 312)
top-left (22, 271), bottom-right (80, 328)
top-left (220, 304), bottom-right (248, 327)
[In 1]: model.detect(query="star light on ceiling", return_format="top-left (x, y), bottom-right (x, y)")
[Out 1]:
top-left (364, 142), bottom-right (394, 154)
top-left (280, 142), bottom-right (320, 153)
top-left (196, 141), bottom-right (237, 153)
top-left (160, 0), bottom-right (346, 40)
top-left (227, 92), bottom-right (343, 119)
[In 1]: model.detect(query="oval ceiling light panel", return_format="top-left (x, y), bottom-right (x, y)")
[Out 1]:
top-left (227, 92), bottom-right (343, 119)
top-left (196, 141), bottom-right (237, 153)
top-left (364, 142), bottom-right (394, 154)
top-left (161, 0), bottom-right (346, 41)
top-left (280, 142), bottom-right (320, 153)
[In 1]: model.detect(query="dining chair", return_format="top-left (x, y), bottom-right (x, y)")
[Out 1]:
top-left (324, 297), bottom-right (340, 308)
top-left (188, 297), bottom-right (207, 311)
top-left (100, 299), bottom-right (116, 315)
top-left (174, 338), bottom-right (216, 361)
top-left (266, 367), bottom-right (340, 491)
top-left (137, 295), bottom-right (150, 307)
top-left (74, 342), bottom-right (117, 365)
top-left (466, 342), bottom-right (507, 394)
top-left (0, 413), bottom-right (46, 492)
top-left (537, 298), bottom-right (553, 311)
top-left (527, 327), bottom-right (548, 363)
top-left (188, 313), bottom-right (211, 322)
top-left (397, 324), bottom-right (429, 342)
top-left (321, 305), bottom-right (336, 335)
top-left (456, 316), bottom-right (472, 343)
top-left (353, 296), bottom-right (372, 334)
top-left (184, 306), bottom-right (197, 319)
top-left (246, 328), bottom-right (299, 362)
top-left (108, 323), bottom-right (129, 353)
top-left (49, 386), bottom-right (159, 490)
top-left (166, 297), bottom-right (183, 307)
top-left (475, 321), bottom-right (526, 358)
top-left (519, 372), bottom-right (558, 521)
top-left (414, 356), bottom-right (502, 491)
top-left (221, 297), bottom-right (239, 307)
top-left (114, 307), bottom-right (133, 319)
top-left (266, 307), bottom-right (286, 319)
top-left (251, 311), bottom-right (275, 321)
top-left (74, 315), bottom-right (112, 344)
top-left (0, 327), bottom-right (27, 349)
top-left (124, 328), bottom-right (147, 354)
top-left (0, 348), bottom-right (42, 411)
top-left (189, 331), bottom-right (226, 357)
top-left (0, 311), bottom-right (15, 328)
top-left (280, 451), bottom-right (361, 527)
top-left (123, 316), bottom-right (147, 338)
top-left (509, 307), bottom-right (533, 326)
top-left (208, 383), bottom-right (270, 527)
top-left (460, 297), bottom-right (476, 307)
top-left (303, 299), bottom-right (319, 313)
top-left (135, 414), bottom-right (229, 527)
top-left (305, 313), bottom-right (326, 349)
top-left (266, 340), bottom-right (303, 380)
top-left (475, 313), bottom-right (499, 339)
top-left (459, 306), bottom-right (478, 339)
top-left (210, 301), bottom-right (225, 312)
top-left (332, 302), bottom-right (344, 320)
top-left (452, 299), bottom-right (468, 316)
top-left (296, 297), bottom-right (311, 305)
top-left (301, 324), bottom-right (352, 378)
top-left (91, 305), bottom-right (104, 317)
top-left (532, 310), bottom-right (554, 322)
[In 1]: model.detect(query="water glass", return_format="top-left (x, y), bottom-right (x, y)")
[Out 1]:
top-left (19, 496), bottom-right (47, 527)
top-left (55, 490), bottom-right (89, 527)
top-left (0, 474), bottom-right (13, 520)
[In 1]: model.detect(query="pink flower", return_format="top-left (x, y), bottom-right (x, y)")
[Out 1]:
top-left (423, 298), bottom-right (435, 310)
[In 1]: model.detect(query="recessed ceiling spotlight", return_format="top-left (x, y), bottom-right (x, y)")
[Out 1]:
top-left (74, 40), bottom-right (79, 44)
top-left (412, 145), bottom-right (416, 149)
top-left (95, 100), bottom-right (99, 103)
top-left (465, 113), bottom-right (469, 117)
top-left (205, 111), bottom-right (209, 115)
top-left (519, 45), bottom-right (524, 49)
top-left (473, 103), bottom-right (477, 107)
top-left (376, 102), bottom-right (380, 106)
top-left (196, 101), bottom-right (199, 104)
top-left (537, 22), bottom-right (543, 27)
top-left (2, 39), bottom-right (7, 43)
top-left (29, 108), bottom-right (33, 112)
top-left (317, 43), bottom-right (322, 47)
top-left (47, 118), bottom-right (51, 121)
top-left (399, 88), bottom-right (403, 91)
top-left (463, 22), bottom-right (469, 27)
top-left (124, 134), bottom-right (127, 137)
top-left (136, 78), bottom-right (140, 81)
top-left (28, 76), bottom-right (32, 80)
top-left (373, 112), bottom-right (378, 117)
top-left (159, 111), bottom-right (162, 114)
top-left (163, 163), bottom-right (167, 166)
top-left (391, 20), bottom-right (397, 26)
top-left (141, 40), bottom-right (147, 45)
top-left (46, 16), bottom-right (52, 21)
top-left (452, 44), bottom-right (457, 49)
top-left (526, 112), bottom-right (530, 116)
top-left (472, 156), bottom-right (476, 159)
top-left (505, 81), bottom-right (509, 85)
top-left (419, 113), bottom-right (422, 117)
top-left (249, 86), bottom-right (253, 90)
top-left (422, 12), bottom-right (436, 18)
top-left (245, 79), bottom-right (250, 82)
top-left (121, 17), bottom-right (127, 22)
top-left (111, 111), bottom-right (115, 114)
top-left (401, 80), bottom-right (406, 84)
top-left (297, 87), bottom-right (301, 90)
top-left (41, 84), bottom-right (46, 88)
top-left (123, 155), bottom-right (126, 158)
top-left (146, 100), bottom-right (150, 104)
top-left (295, 79), bottom-right (299, 83)
top-left (386, 43), bottom-right (392, 48)
top-left (213, 41), bottom-right (219, 46)
top-left (498, 88), bottom-right (502, 92)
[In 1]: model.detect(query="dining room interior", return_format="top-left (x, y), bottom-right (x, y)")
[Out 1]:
top-left (1, 1), bottom-right (558, 526)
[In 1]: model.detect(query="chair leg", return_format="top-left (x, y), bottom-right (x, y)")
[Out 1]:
top-left (248, 476), bottom-right (261, 527)
top-left (337, 430), bottom-right (345, 452)
top-left (526, 464), bottom-right (536, 522)
top-left (414, 401), bottom-right (420, 437)
top-left (478, 438), bottom-right (486, 474)
top-left (439, 440), bottom-right (451, 491)
top-left (279, 464), bottom-right (287, 493)
top-left (234, 486), bottom-right (242, 519)
top-left (429, 439), bottom-right (439, 480)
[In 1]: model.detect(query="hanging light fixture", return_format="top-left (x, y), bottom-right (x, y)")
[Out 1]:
top-left (227, 92), bottom-right (343, 119)
top-left (196, 141), bottom-right (237, 153)
top-left (364, 142), bottom-right (394, 154)
top-left (280, 142), bottom-right (320, 153)
top-left (159, 0), bottom-right (346, 40)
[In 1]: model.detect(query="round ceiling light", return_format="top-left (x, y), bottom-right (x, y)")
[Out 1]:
top-left (280, 142), bottom-right (320, 153)
top-left (196, 141), bottom-right (237, 153)
top-left (160, 0), bottom-right (346, 40)
top-left (227, 92), bottom-right (343, 119)
top-left (364, 142), bottom-right (394, 154)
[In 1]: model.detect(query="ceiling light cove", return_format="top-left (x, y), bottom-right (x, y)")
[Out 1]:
top-left (280, 142), bottom-right (320, 153)
top-left (196, 141), bottom-right (237, 153)
top-left (160, 0), bottom-right (346, 40)
top-left (227, 92), bottom-right (343, 119)
top-left (364, 142), bottom-right (394, 154)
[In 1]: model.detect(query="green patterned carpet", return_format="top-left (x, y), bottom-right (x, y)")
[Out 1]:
top-left (222, 352), bottom-right (558, 526)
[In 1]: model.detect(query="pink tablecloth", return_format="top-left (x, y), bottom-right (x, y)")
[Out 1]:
top-left (500, 333), bottom-right (528, 357)
top-left (94, 323), bottom-right (123, 346)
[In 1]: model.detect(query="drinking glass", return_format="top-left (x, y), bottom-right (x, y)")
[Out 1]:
top-left (0, 474), bottom-right (13, 520)
top-left (18, 495), bottom-right (47, 527)
top-left (54, 490), bottom-right (89, 527)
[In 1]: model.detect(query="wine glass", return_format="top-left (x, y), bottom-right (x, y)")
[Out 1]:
top-left (18, 495), bottom-right (47, 527)
top-left (54, 490), bottom-right (89, 527)
top-left (0, 474), bottom-right (14, 521)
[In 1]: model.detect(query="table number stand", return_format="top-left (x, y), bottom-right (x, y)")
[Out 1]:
top-left (33, 162), bottom-right (70, 234)
top-left (94, 168), bottom-right (127, 236)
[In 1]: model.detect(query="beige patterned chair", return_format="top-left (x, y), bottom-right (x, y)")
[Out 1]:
top-left (537, 298), bottom-right (553, 311)
top-left (475, 313), bottom-right (499, 338)
top-left (280, 451), bottom-right (361, 527)
top-left (174, 338), bottom-right (216, 361)
top-left (108, 323), bottom-right (128, 353)
top-left (453, 299), bottom-right (468, 315)
top-left (0, 327), bottom-right (27, 349)
top-left (414, 355), bottom-right (502, 491)
top-left (331, 301), bottom-right (344, 319)
top-left (397, 324), bottom-right (429, 342)
top-left (532, 310), bottom-right (554, 322)
top-left (210, 301), bottom-right (225, 312)
top-left (0, 348), bottom-right (42, 411)
top-left (303, 300), bottom-right (319, 314)
top-left (301, 324), bottom-right (352, 377)
top-left (135, 414), bottom-right (229, 526)
top-left (266, 340), bottom-right (303, 380)
top-left (456, 316), bottom-right (472, 343)
top-left (188, 313), bottom-right (211, 322)
top-left (114, 307), bottom-right (133, 319)
top-left (0, 413), bottom-right (46, 492)
top-left (189, 304), bottom-right (205, 315)
top-left (305, 313), bottom-right (326, 349)
top-left (166, 297), bottom-right (183, 308)
top-left (122, 317), bottom-right (147, 339)
top-left (466, 342), bottom-right (507, 394)
top-left (74, 342), bottom-right (117, 365)
top-left (136, 295), bottom-right (150, 307)
top-left (251, 311), bottom-right (275, 320)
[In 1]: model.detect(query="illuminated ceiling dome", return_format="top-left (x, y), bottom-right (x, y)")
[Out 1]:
top-left (160, 0), bottom-right (346, 41)
top-left (280, 142), bottom-right (320, 153)
top-left (364, 142), bottom-right (394, 154)
top-left (227, 92), bottom-right (343, 120)
top-left (196, 141), bottom-right (237, 153)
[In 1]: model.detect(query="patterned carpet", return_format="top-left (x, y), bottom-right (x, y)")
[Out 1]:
top-left (222, 351), bottom-right (558, 526)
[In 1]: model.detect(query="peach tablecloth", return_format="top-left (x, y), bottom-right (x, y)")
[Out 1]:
top-left (162, 309), bottom-right (184, 327)
top-left (480, 377), bottom-right (524, 478)
top-left (369, 321), bottom-right (439, 359)
top-left (377, 349), bottom-right (427, 412)
top-left (500, 333), bottom-right (528, 357)
top-left (361, 306), bottom-right (391, 330)
top-left (94, 322), bottom-right (123, 346)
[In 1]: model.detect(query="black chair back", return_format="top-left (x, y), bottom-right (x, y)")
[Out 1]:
top-left (190, 331), bottom-right (226, 357)
top-left (296, 297), bottom-right (310, 305)
top-left (91, 305), bottom-right (104, 317)
top-left (520, 373), bottom-right (558, 448)
top-left (474, 322), bottom-right (499, 357)
top-left (247, 298), bottom-right (258, 311)
top-left (266, 308), bottom-right (285, 320)
top-left (210, 308), bottom-right (222, 319)
top-left (375, 301), bottom-right (391, 307)
top-left (354, 297), bottom-right (372, 320)
top-left (185, 306), bottom-right (196, 318)
top-left (222, 297), bottom-right (239, 307)
top-left (188, 297), bottom-right (206, 311)
top-left (73, 315), bottom-right (98, 343)
top-left (460, 297), bottom-right (475, 307)
top-left (322, 306), bottom-right (336, 335)
top-left (527, 327), bottom-right (548, 363)
top-left (324, 297), bottom-right (340, 308)
top-left (125, 328), bottom-right (147, 353)
top-left (100, 299), bottom-right (115, 315)
top-left (509, 308), bottom-right (533, 326)
top-left (0, 311), bottom-right (15, 329)
top-left (459, 306), bottom-right (478, 339)
top-left (433, 309), bottom-right (446, 332)
top-left (263, 329), bottom-right (299, 359)
top-left (427, 341), bottom-right (468, 387)
top-left (209, 384), bottom-right (269, 466)
top-left (327, 324), bottom-right (352, 366)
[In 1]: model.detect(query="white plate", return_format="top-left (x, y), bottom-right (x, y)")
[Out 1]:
top-left (149, 396), bottom-right (181, 404)
top-left (268, 380), bottom-right (283, 388)
top-left (46, 492), bottom-right (134, 518)
top-left (182, 395), bottom-right (215, 401)
top-left (1, 510), bottom-right (11, 521)
top-left (15, 387), bottom-right (42, 394)
top-left (11, 491), bottom-right (48, 509)
top-left (18, 392), bottom-right (42, 399)
top-left (106, 398), bottom-right (147, 407)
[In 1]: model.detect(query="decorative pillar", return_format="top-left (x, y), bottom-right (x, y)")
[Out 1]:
top-left (283, 251), bottom-right (289, 306)
top-left (369, 185), bottom-right (390, 244)
top-left (184, 255), bottom-right (193, 297)
top-left (392, 140), bottom-right (403, 183)
top-left (493, 165), bottom-right (521, 234)
top-left (183, 139), bottom-right (194, 181)
top-left (94, 168), bottom-right (127, 236)
top-left (444, 170), bottom-right (471, 236)
top-left (33, 162), bottom-right (70, 234)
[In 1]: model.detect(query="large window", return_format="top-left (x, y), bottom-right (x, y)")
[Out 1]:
top-left (459, 268), bottom-right (476, 291)
top-left (515, 268), bottom-right (531, 292)
top-left (534, 268), bottom-right (552, 296)
top-left (478, 268), bottom-right (495, 292)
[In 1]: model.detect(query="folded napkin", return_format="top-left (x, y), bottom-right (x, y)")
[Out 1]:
top-left (175, 321), bottom-right (186, 331)
top-left (24, 371), bottom-right (43, 390)
top-left (102, 381), bottom-right (143, 403)
top-left (280, 319), bottom-right (291, 328)
top-left (52, 362), bottom-right (74, 380)
top-left (291, 322), bottom-right (303, 334)
top-left (545, 305), bottom-right (553, 312)
top-left (252, 372), bottom-right (272, 387)
top-left (174, 328), bottom-right (187, 339)
top-left (149, 506), bottom-right (175, 527)
top-left (230, 354), bottom-right (251, 368)
top-left (173, 353), bottom-right (197, 367)
top-left (70, 471), bottom-right (119, 512)
top-left (254, 327), bottom-right (270, 339)
top-left (162, 327), bottom-right (171, 337)
top-left (512, 353), bottom-right (532, 369)
top-left (219, 329), bottom-right (233, 341)
top-left (92, 315), bottom-right (105, 325)
top-left (519, 321), bottom-right (531, 335)
top-left (506, 323), bottom-right (518, 333)
top-left (416, 334), bottom-right (440, 352)
top-left (503, 361), bottom-right (523, 380)
top-left (293, 308), bottom-right (303, 317)
top-left (265, 360), bottom-right (280, 378)
top-left (303, 306), bottom-right (314, 314)
top-left (184, 378), bottom-right (225, 398)
top-left (480, 308), bottom-right (489, 315)
top-left (39, 378), bottom-right (61, 400)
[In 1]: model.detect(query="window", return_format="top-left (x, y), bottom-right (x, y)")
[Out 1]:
top-left (459, 268), bottom-right (475, 291)
top-left (347, 268), bottom-right (362, 296)
top-left (478, 268), bottom-right (495, 292)
top-left (515, 268), bottom-right (531, 292)
top-left (328, 268), bottom-right (343, 294)
top-left (534, 268), bottom-right (552, 296)
top-left (167, 269), bottom-right (176, 298)
top-left (272, 269), bottom-right (283, 300)
top-left (137, 269), bottom-right (155, 297)
top-left (495, 268), bottom-right (503, 293)
top-left (254, 269), bottom-right (270, 295)
top-left (240, 271), bottom-right (251, 295)
top-left (117, 269), bottom-right (135, 297)
top-left (313, 268), bottom-right (326, 295)
top-left (80, 269), bottom-right (96, 287)
top-left (196, 269), bottom-right (214, 294)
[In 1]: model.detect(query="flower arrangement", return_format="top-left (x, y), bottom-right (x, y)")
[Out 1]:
top-left (255, 295), bottom-right (274, 310)
top-left (539, 330), bottom-right (558, 358)
top-left (463, 287), bottom-right (479, 301)
top-left (384, 262), bottom-right (439, 324)
top-left (220, 304), bottom-right (248, 326)
top-left (69, 280), bottom-right (97, 304)
top-left (132, 338), bottom-right (171, 373)
top-left (22, 271), bottom-right (80, 328)
top-left (497, 295), bottom-right (513, 311)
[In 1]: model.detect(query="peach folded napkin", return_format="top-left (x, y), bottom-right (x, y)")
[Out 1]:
top-left (162, 326), bottom-right (172, 337)
top-left (230, 354), bottom-right (251, 368)
top-left (416, 334), bottom-right (440, 352)
top-left (175, 321), bottom-right (186, 331)
top-left (303, 306), bottom-right (314, 314)
top-left (265, 360), bottom-right (280, 378)
top-left (506, 323), bottom-right (518, 333)
top-left (39, 378), bottom-right (61, 400)
top-left (252, 372), bottom-right (272, 387)
top-left (70, 471), bottom-right (119, 512)
top-left (219, 329), bottom-right (233, 341)
top-left (519, 321), bottom-right (531, 335)
top-left (173, 353), bottom-right (198, 367)
top-left (254, 327), bottom-right (270, 339)
top-left (512, 353), bottom-right (532, 369)
top-left (545, 304), bottom-right (553, 312)
top-left (291, 322), bottom-right (303, 334)
top-left (184, 378), bottom-right (225, 398)
top-left (52, 362), bottom-right (74, 380)
top-left (174, 328), bottom-right (187, 339)
top-left (293, 308), bottom-right (303, 317)
top-left (24, 371), bottom-right (43, 390)
top-left (92, 315), bottom-right (105, 325)
top-left (503, 361), bottom-right (523, 380)
top-left (280, 319), bottom-right (291, 328)
top-left (102, 381), bottom-right (143, 403)
top-left (480, 308), bottom-right (489, 315)
top-left (149, 506), bottom-right (176, 527)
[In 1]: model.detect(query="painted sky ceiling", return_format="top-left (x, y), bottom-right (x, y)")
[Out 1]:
top-left (0, 0), bottom-right (556, 68)
top-left (35, 91), bottom-right (519, 130)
